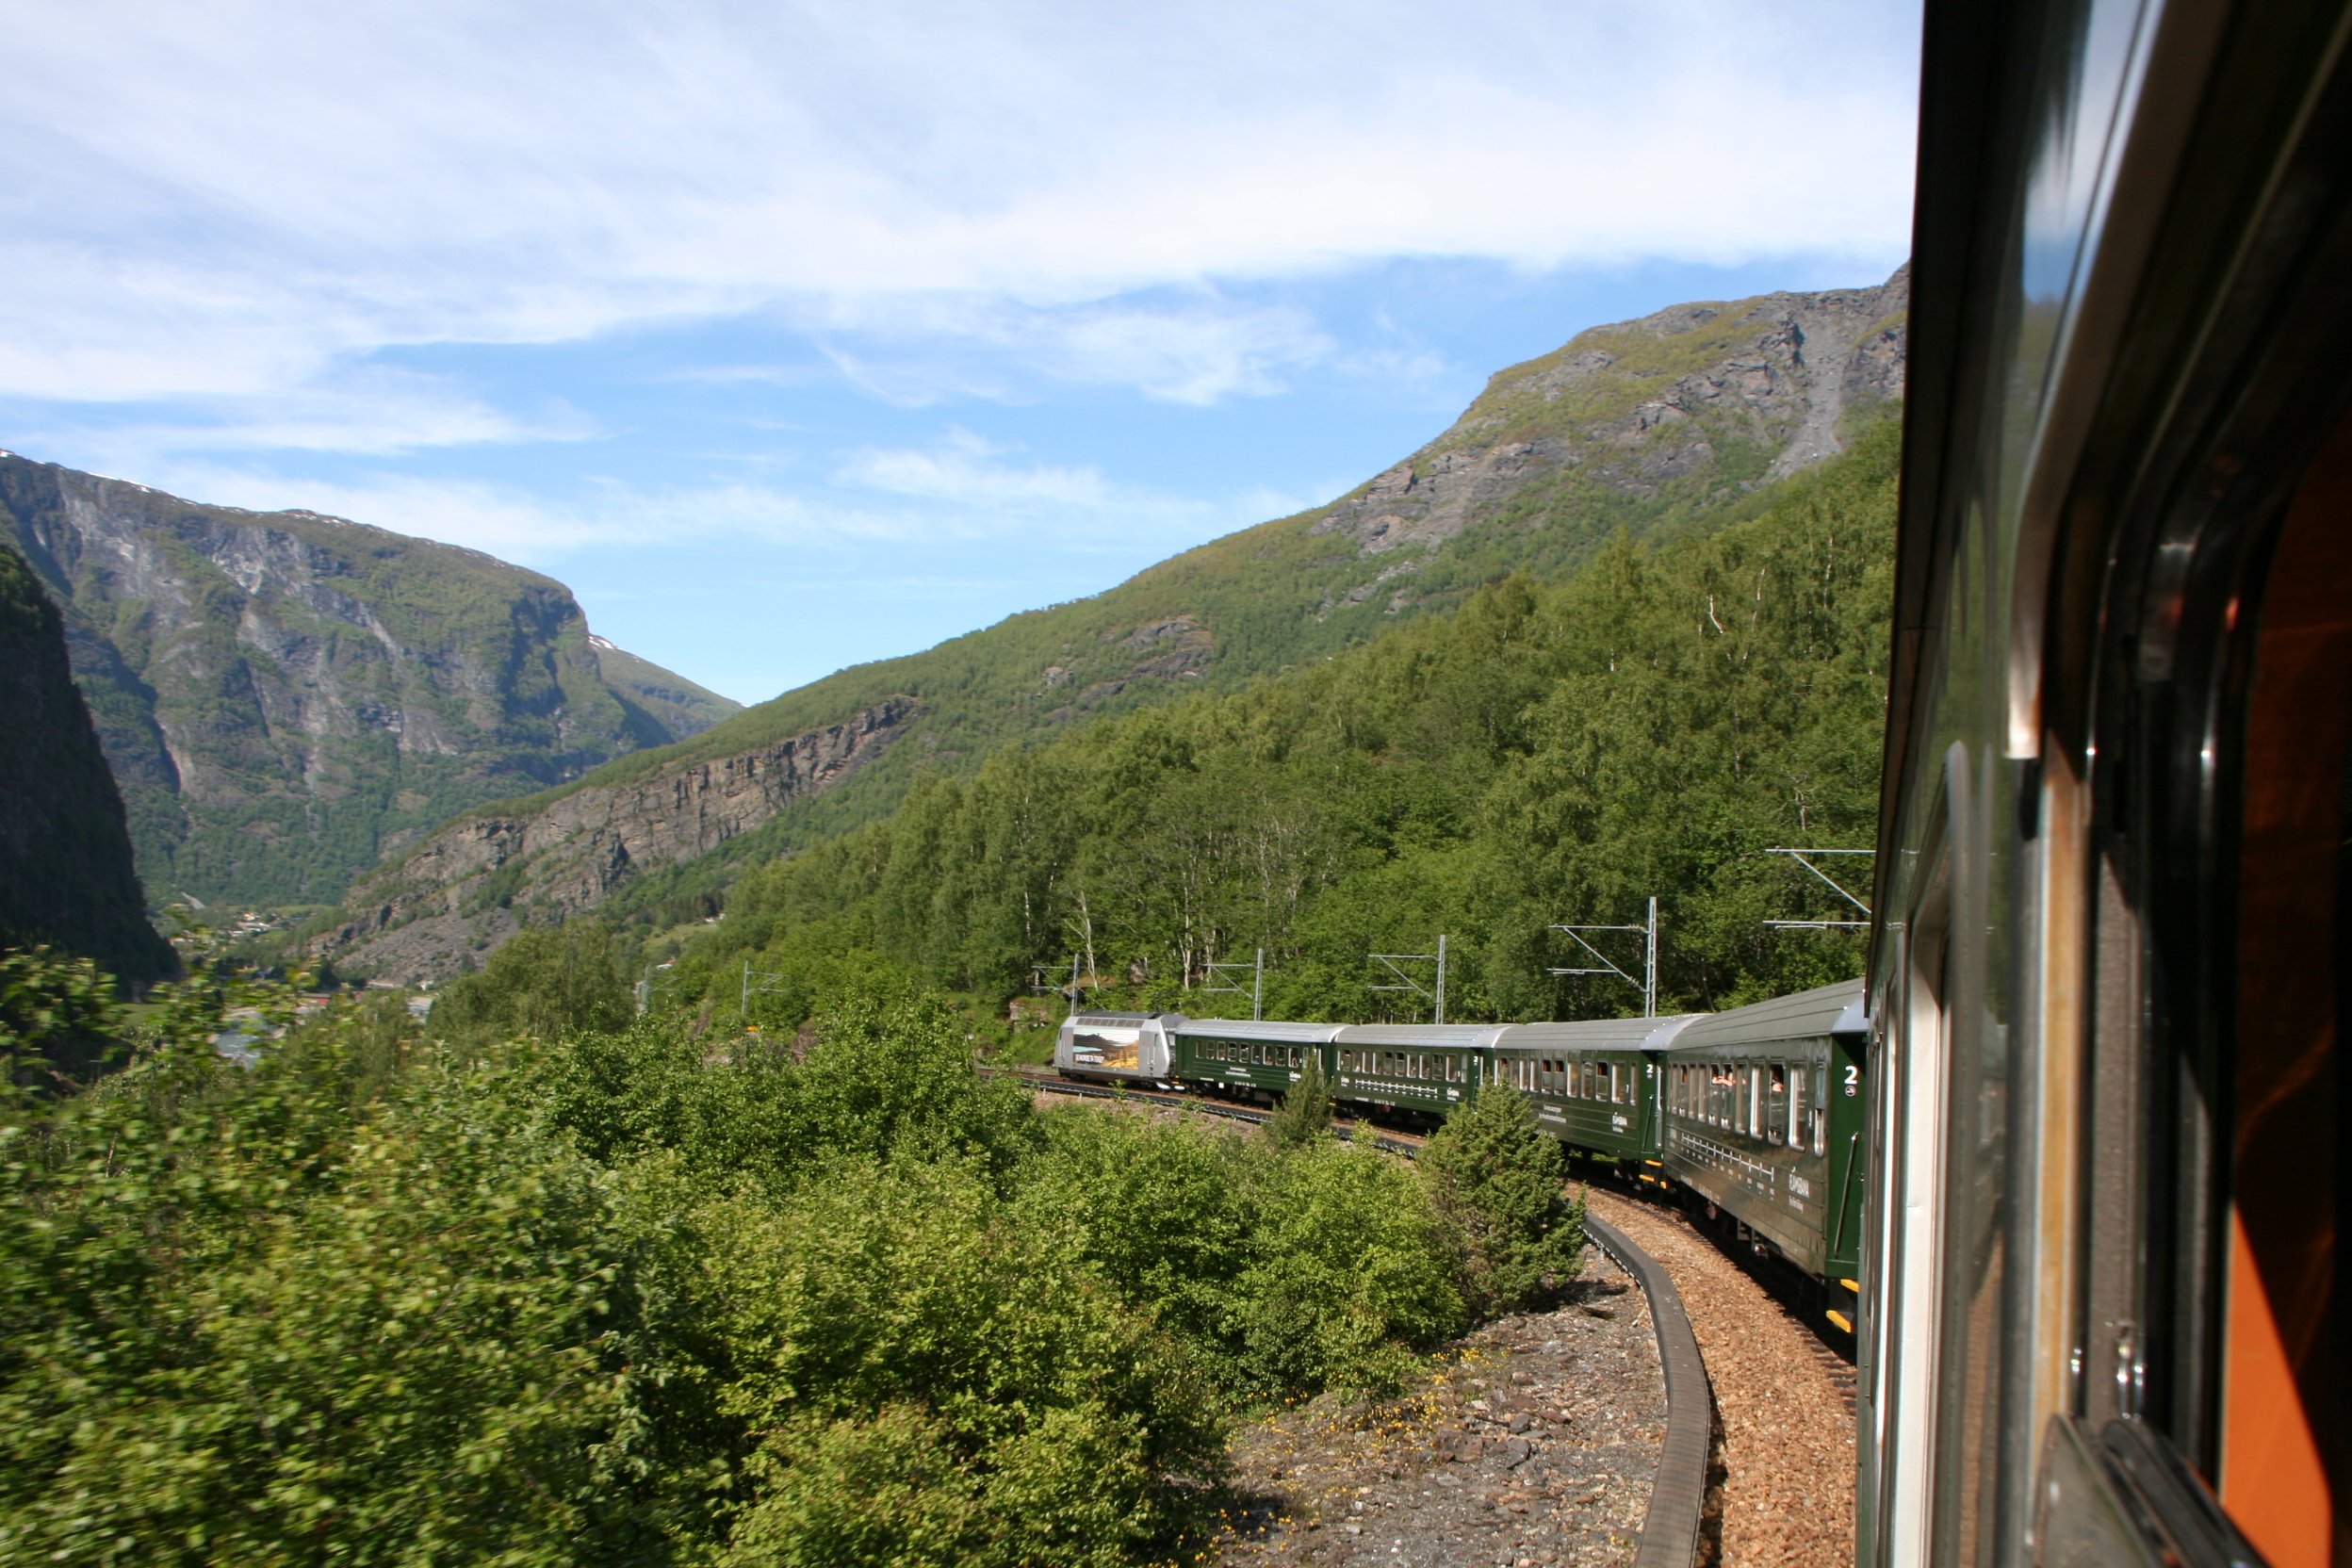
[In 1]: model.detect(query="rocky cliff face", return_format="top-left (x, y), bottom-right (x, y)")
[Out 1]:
top-left (0, 544), bottom-right (175, 981)
top-left (1304, 268), bottom-right (1908, 613)
top-left (0, 454), bottom-right (740, 909)
top-left (322, 696), bottom-right (916, 982)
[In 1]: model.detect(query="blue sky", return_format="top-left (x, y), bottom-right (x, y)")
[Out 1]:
top-left (1, 0), bottom-right (1919, 706)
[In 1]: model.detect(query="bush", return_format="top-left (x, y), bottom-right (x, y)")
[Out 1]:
top-left (682, 1157), bottom-right (1223, 1567)
top-left (429, 924), bottom-right (632, 1044)
top-left (1421, 1083), bottom-right (1583, 1317)
top-left (1262, 1054), bottom-right (1333, 1149)
top-left (0, 948), bottom-right (1485, 1563)
top-left (1235, 1138), bottom-right (1463, 1395)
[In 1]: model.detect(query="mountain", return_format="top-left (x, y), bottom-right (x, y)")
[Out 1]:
top-left (0, 453), bottom-right (740, 912)
top-left (318, 268), bottom-right (1908, 982)
top-left (0, 544), bottom-right (176, 981)
top-left (324, 696), bottom-right (914, 980)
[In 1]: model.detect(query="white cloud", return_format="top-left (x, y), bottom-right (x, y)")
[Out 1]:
top-left (0, 0), bottom-right (1919, 404)
top-left (26, 371), bottom-right (598, 481)
top-left (115, 430), bottom-right (1312, 565)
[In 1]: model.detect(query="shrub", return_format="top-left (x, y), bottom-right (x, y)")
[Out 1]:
top-left (1236, 1138), bottom-right (1463, 1395)
top-left (1421, 1083), bottom-right (1583, 1317)
top-left (1262, 1054), bottom-right (1333, 1149)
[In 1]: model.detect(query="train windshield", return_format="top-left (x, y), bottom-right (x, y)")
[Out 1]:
top-left (1070, 1025), bottom-right (1142, 1070)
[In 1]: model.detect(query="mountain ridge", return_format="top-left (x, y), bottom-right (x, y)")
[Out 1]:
top-left (312, 267), bottom-right (1908, 981)
top-left (0, 453), bottom-right (740, 910)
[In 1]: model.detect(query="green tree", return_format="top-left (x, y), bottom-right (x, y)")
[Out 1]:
top-left (429, 923), bottom-right (631, 1043)
top-left (1263, 1054), bottom-right (1333, 1149)
top-left (1420, 1083), bottom-right (1583, 1317)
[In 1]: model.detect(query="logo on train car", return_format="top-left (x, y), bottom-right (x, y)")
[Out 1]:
top-left (1070, 1027), bottom-right (1142, 1070)
top-left (1610, 1113), bottom-right (1629, 1131)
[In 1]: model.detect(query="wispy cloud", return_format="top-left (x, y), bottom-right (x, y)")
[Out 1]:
top-left (2, 0), bottom-right (1919, 408)
top-left (118, 428), bottom-right (1315, 564)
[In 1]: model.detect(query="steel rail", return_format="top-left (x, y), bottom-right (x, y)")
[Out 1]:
top-left (1583, 1213), bottom-right (1711, 1568)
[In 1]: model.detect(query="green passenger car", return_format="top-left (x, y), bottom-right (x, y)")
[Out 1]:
top-left (1171, 1018), bottom-right (1347, 1103)
top-left (1491, 1015), bottom-right (1704, 1164)
top-left (1330, 1023), bottom-right (1507, 1123)
top-left (1658, 978), bottom-right (1868, 1294)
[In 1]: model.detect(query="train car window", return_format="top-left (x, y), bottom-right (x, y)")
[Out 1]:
top-left (1750, 1068), bottom-right (1764, 1135)
top-left (1734, 1068), bottom-right (1750, 1135)
top-left (1788, 1065), bottom-right (1804, 1149)
top-left (1767, 1065), bottom-right (1788, 1145)
top-left (1618, 1064), bottom-right (1633, 1104)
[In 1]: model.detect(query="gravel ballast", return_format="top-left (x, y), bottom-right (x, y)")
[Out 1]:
top-left (1583, 1190), bottom-right (1857, 1567)
top-left (1211, 1245), bottom-right (1668, 1568)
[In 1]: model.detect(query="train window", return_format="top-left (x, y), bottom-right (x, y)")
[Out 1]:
top-left (1787, 1065), bottom-right (1803, 1148)
top-left (1767, 1065), bottom-right (1788, 1145)
top-left (1617, 1064), bottom-right (1633, 1104)
top-left (1810, 1067), bottom-right (1827, 1155)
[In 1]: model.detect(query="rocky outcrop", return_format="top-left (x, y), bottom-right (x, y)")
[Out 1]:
top-left (1306, 267), bottom-right (1908, 612)
top-left (0, 453), bottom-right (737, 907)
top-left (0, 544), bottom-right (174, 981)
top-left (1042, 615), bottom-right (1215, 720)
top-left (322, 695), bottom-right (917, 982)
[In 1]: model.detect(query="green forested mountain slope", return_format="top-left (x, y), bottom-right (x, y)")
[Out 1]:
top-left (0, 544), bottom-right (175, 982)
top-left (0, 453), bottom-right (738, 909)
top-left (661, 417), bottom-right (1898, 1024)
top-left (321, 270), bottom-right (1904, 977)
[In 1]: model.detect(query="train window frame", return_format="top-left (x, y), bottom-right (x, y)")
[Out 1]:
top-left (1768, 1064), bottom-right (1788, 1145)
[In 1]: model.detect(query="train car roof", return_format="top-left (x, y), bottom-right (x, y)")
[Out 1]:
top-left (1495, 1013), bottom-right (1707, 1054)
top-left (1172, 1017), bottom-right (1349, 1044)
top-left (1334, 1022), bottom-right (1514, 1049)
top-left (1064, 1011), bottom-right (1183, 1027)
top-left (1665, 978), bottom-right (1867, 1054)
